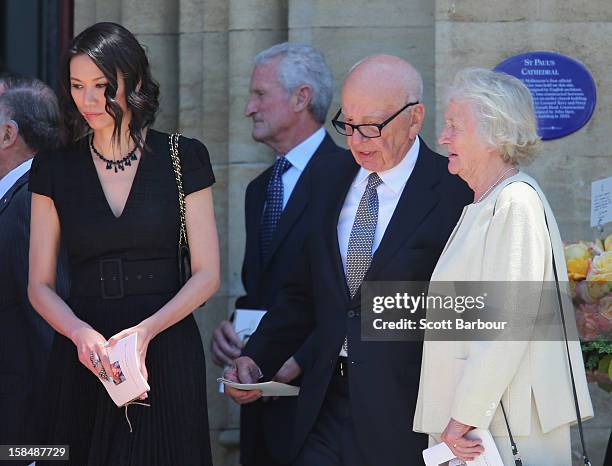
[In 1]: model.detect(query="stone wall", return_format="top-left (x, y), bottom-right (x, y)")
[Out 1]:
top-left (74, 1), bottom-right (610, 464)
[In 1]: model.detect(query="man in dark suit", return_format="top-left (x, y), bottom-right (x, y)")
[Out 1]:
top-left (0, 78), bottom-right (70, 451)
top-left (210, 43), bottom-right (344, 466)
top-left (224, 55), bottom-right (473, 466)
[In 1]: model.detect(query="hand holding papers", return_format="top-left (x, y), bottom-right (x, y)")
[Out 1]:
top-left (99, 333), bottom-right (150, 407)
top-left (217, 309), bottom-right (267, 392)
top-left (221, 356), bottom-right (269, 405)
top-left (422, 429), bottom-right (503, 466)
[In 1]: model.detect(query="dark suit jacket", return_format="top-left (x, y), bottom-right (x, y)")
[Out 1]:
top-left (237, 133), bottom-right (345, 465)
top-left (244, 140), bottom-right (473, 466)
top-left (0, 170), bottom-right (70, 447)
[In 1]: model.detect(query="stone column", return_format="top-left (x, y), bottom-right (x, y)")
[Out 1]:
top-left (216, 0), bottom-right (289, 463)
top-left (74, 0), bottom-right (122, 33)
top-left (227, 0), bottom-right (288, 313)
top-left (118, 0), bottom-right (180, 132)
top-left (288, 0), bottom-right (436, 144)
top-left (176, 0), bottom-right (232, 464)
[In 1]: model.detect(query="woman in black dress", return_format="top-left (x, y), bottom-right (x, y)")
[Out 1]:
top-left (28, 22), bottom-right (219, 465)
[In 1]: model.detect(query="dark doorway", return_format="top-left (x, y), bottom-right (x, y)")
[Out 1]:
top-left (0, 0), bottom-right (73, 91)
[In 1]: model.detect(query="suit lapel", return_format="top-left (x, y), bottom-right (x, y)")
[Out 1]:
top-left (262, 134), bottom-right (337, 270)
top-left (0, 172), bottom-right (29, 216)
top-left (327, 153), bottom-right (360, 301)
top-left (263, 172), bottom-right (308, 264)
top-left (247, 169), bottom-right (270, 277)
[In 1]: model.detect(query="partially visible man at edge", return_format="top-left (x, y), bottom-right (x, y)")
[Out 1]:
top-left (0, 76), bottom-right (70, 458)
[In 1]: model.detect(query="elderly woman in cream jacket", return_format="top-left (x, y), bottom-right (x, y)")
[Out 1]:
top-left (413, 68), bottom-right (593, 465)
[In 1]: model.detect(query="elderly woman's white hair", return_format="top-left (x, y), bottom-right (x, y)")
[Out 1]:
top-left (447, 68), bottom-right (540, 164)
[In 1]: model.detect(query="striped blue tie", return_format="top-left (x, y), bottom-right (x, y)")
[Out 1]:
top-left (259, 157), bottom-right (292, 262)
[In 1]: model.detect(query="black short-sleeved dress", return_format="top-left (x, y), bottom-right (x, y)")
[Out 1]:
top-left (29, 129), bottom-right (214, 466)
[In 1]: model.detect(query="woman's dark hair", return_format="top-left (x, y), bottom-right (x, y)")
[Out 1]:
top-left (59, 22), bottom-right (159, 150)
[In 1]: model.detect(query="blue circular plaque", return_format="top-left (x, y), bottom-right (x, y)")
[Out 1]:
top-left (494, 51), bottom-right (596, 140)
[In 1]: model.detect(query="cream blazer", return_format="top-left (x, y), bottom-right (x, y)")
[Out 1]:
top-left (413, 172), bottom-right (593, 437)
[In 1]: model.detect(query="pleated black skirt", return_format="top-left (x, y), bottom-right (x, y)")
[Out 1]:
top-left (37, 293), bottom-right (213, 466)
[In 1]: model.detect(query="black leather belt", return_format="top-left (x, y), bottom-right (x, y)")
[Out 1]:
top-left (71, 257), bottom-right (180, 299)
top-left (336, 356), bottom-right (348, 378)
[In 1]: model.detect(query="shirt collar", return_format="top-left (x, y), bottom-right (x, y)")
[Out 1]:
top-left (352, 136), bottom-right (420, 194)
top-left (0, 157), bottom-right (33, 198)
top-left (282, 127), bottom-right (326, 172)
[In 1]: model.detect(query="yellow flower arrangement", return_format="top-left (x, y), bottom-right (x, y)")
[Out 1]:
top-left (567, 234), bottom-right (612, 390)
top-left (564, 242), bottom-right (591, 280)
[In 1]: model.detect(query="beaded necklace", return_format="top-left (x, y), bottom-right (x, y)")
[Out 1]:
top-left (90, 135), bottom-right (138, 173)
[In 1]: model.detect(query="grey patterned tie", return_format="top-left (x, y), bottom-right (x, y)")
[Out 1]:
top-left (342, 172), bottom-right (383, 355)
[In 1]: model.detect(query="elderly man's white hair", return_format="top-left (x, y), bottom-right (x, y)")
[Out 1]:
top-left (447, 68), bottom-right (540, 164)
top-left (254, 42), bottom-right (334, 124)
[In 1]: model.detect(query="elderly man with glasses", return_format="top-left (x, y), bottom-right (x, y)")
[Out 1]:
top-left (224, 54), bottom-right (472, 466)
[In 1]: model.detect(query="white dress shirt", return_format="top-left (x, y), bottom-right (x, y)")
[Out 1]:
top-left (0, 158), bottom-right (32, 200)
top-left (337, 136), bottom-right (420, 274)
top-left (336, 137), bottom-right (419, 356)
top-left (278, 127), bottom-right (325, 207)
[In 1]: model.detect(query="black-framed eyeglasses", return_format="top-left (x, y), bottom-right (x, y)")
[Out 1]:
top-left (331, 101), bottom-right (419, 138)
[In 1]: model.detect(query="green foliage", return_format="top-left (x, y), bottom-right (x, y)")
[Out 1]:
top-left (581, 340), bottom-right (612, 387)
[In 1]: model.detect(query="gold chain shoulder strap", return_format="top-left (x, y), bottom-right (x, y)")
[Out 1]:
top-left (169, 133), bottom-right (188, 247)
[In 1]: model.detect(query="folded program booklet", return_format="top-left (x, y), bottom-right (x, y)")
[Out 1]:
top-left (99, 333), bottom-right (150, 407)
top-left (422, 429), bottom-right (503, 466)
top-left (217, 378), bottom-right (300, 397)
